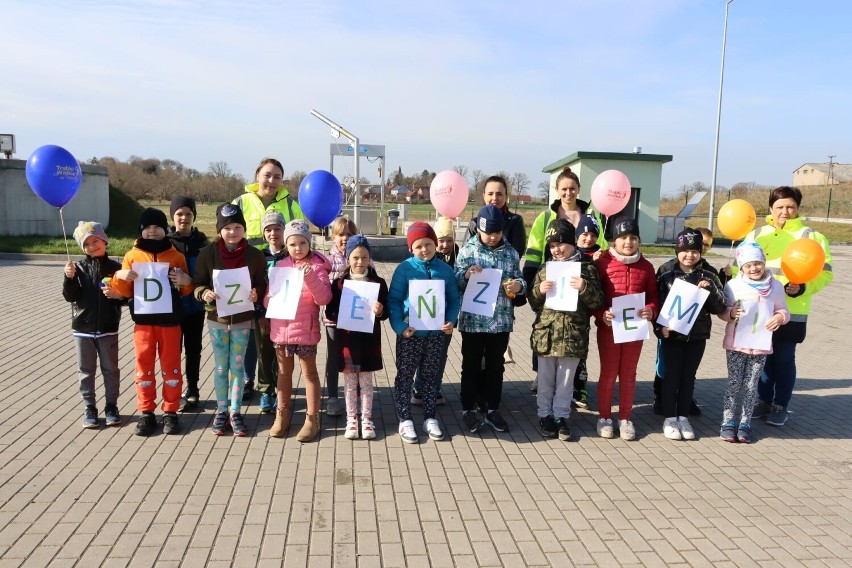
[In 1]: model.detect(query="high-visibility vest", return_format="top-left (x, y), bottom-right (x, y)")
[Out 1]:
top-left (234, 184), bottom-right (304, 246)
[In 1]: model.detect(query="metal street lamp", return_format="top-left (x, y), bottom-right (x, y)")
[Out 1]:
top-left (708, 0), bottom-right (734, 231)
top-left (310, 109), bottom-right (361, 228)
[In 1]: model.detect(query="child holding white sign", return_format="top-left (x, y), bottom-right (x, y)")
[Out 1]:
top-left (388, 222), bottom-right (460, 443)
top-left (455, 205), bottom-right (525, 434)
top-left (654, 228), bottom-right (725, 441)
top-left (593, 218), bottom-right (658, 441)
top-left (193, 204), bottom-right (267, 436)
top-left (325, 234), bottom-right (389, 440)
top-left (718, 242), bottom-right (788, 443)
top-left (113, 208), bottom-right (194, 437)
top-left (528, 219), bottom-right (604, 440)
top-left (265, 219), bottom-right (332, 442)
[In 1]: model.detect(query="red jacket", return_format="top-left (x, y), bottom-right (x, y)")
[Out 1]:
top-left (265, 252), bottom-right (332, 345)
top-left (593, 250), bottom-right (659, 328)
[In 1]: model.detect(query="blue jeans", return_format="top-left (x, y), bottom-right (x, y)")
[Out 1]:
top-left (758, 339), bottom-right (797, 408)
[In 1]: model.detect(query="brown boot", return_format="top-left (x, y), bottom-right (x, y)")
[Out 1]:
top-left (269, 407), bottom-right (290, 438)
top-left (296, 413), bottom-right (319, 443)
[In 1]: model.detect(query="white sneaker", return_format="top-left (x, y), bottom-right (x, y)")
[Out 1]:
top-left (361, 418), bottom-right (376, 440)
top-left (597, 418), bottom-right (614, 439)
top-left (619, 419), bottom-right (636, 441)
top-left (663, 417), bottom-right (682, 440)
top-left (398, 420), bottom-right (418, 444)
top-left (422, 418), bottom-right (444, 441)
top-left (344, 417), bottom-right (359, 440)
top-left (678, 416), bottom-right (695, 440)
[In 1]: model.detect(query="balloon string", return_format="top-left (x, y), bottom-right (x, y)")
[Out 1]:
top-left (58, 207), bottom-right (71, 261)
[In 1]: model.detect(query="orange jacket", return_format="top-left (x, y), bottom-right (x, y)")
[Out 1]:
top-left (113, 239), bottom-right (192, 326)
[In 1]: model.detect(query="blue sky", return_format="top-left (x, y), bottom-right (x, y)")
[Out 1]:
top-left (2, 0), bottom-right (850, 195)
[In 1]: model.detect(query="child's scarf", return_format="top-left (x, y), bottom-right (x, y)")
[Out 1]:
top-left (218, 238), bottom-right (247, 269)
top-left (740, 269), bottom-right (774, 297)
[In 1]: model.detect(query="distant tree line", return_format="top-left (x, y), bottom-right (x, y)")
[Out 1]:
top-left (87, 156), bottom-right (543, 205)
top-left (89, 156), bottom-right (251, 203)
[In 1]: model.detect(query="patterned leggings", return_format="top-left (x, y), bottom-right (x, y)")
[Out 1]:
top-left (209, 326), bottom-right (252, 413)
top-left (344, 372), bottom-right (374, 419)
top-left (394, 335), bottom-right (450, 421)
top-left (723, 350), bottom-right (767, 426)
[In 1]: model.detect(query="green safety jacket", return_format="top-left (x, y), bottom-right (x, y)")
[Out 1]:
top-left (741, 215), bottom-right (832, 322)
top-left (233, 183), bottom-right (304, 246)
top-left (522, 199), bottom-right (607, 287)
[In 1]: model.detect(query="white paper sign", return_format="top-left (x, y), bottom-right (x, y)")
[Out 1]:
top-left (733, 300), bottom-right (774, 351)
top-left (408, 279), bottom-right (445, 331)
top-left (213, 267), bottom-right (252, 317)
top-left (266, 267), bottom-right (304, 320)
top-left (544, 261), bottom-right (582, 312)
top-left (656, 278), bottom-right (710, 336)
top-left (612, 293), bottom-right (649, 344)
top-left (461, 268), bottom-right (501, 317)
top-left (338, 280), bottom-right (380, 333)
top-left (132, 262), bottom-right (172, 315)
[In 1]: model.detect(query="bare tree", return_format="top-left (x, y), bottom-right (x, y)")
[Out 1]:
top-left (452, 165), bottom-right (469, 186)
top-left (208, 160), bottom-right (233, 178)
top-left (538, 180), bottom-right (551, 199)
top-left (512, 172), bottom-right (531, 196)
top-left (288, 170), bottom-right (308, 199)
top-left (471, 169), bottom-right (485, 193)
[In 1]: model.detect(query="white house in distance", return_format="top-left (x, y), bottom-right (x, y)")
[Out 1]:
top-left (792, 162), bottom-right (852, 186)
top-left (542, 149), bottom-right (672, 244)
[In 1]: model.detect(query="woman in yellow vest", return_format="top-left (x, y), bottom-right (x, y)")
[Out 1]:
top-left (743, 186), bottom-right (832, 427)
top-left (232, 158), bottom-right (305, 405)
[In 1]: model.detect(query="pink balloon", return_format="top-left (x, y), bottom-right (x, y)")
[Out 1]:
top-left (590, 170), bottom-right (632, 216)
top-left (430, 170), bottom-right (469, 219)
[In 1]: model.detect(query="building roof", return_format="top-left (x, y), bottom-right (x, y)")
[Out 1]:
top-left (543, 151), bottom-right (673, 173)
top-left (793, 163), bottom-right (852, 183)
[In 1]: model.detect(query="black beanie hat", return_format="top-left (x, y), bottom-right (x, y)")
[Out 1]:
top-left (170, 195), bottom-right (197, 218)
top-left (612, 217), bottom-right (640, 239)
top-left (545, 218), bottom-right (576, 246)
top-left (139, 208), bottom-right (169, 234)
top-left (216, 203), bottom-right (247, 233)
top-left (675, 228), bottom-right (703, 254)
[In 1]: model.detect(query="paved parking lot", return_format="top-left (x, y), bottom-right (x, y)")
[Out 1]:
top-left (0, 247), bottom-right (849, 567)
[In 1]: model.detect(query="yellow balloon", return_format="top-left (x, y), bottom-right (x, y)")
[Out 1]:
top-left (717, 199), bottom-right (757, 240)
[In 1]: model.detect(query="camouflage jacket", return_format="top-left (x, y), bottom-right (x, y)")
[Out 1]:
top-left (527, 259), bottom-right (604, 358)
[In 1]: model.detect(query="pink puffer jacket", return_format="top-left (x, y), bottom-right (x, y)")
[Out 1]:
top-left (266, 252), bottom-right (332, 345)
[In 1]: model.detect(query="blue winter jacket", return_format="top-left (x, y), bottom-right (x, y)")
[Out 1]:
top-left (388, 255), bottom-right (460, 337)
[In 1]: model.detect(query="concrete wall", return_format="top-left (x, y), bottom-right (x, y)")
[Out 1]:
top-left (0, 159), bottom-right (110, 237)
top-left (547, 159), bottom-right (663, 244)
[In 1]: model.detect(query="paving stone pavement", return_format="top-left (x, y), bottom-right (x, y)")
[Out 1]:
top-left (0, 247), bottom-right (850, 567)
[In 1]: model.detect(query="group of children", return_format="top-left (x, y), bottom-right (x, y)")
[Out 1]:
top-left (64, 189), bottom-right (790, 445)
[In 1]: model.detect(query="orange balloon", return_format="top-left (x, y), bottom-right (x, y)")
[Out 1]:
top-left (717, 199), bottom-right (757, 240)
top-left (781, 239), bottom-right (825, 284)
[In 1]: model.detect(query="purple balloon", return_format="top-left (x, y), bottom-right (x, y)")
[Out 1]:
top-left (299, 170), bottom-right (343, 227)
top-left (25, 145), bottom-right (82, 208)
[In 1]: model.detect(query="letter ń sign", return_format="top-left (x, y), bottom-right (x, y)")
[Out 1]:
top-left (132, 262), bottom-right (171, 314)
top-left (656, 279), bottom-right (710, 336)
top-left (461, 268), bottom-right (500, 317)
top-left (213, 267), bottom-right (252, 317)
top-left (338, 280), bottom-right (380, 333)
top-left (408, 279), bottom-right (445, 331)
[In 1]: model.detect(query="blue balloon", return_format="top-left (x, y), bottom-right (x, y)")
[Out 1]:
top-left (25, 145), bottom-right (82, 208)
top-left (299, 170), bottom-right (343, 227)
